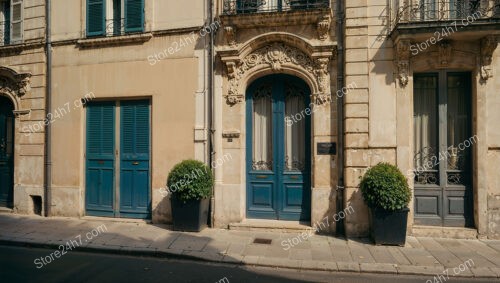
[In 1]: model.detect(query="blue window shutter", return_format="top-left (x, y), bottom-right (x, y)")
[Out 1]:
top-left (87, 0), bottom-right (105, 37)
top-left (121, 100), bottom-right (149, 159)
top-left (86, 102), bottom-right (115, 159)
top-left (3, 2), bottom-right (10, 45)
top-left (124, 0), bottom-right (144, 33)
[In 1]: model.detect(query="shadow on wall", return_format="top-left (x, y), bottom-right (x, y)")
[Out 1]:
top-left (152, 194), bottom-right (172, 224)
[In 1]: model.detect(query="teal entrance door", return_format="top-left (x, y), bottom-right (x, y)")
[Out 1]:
top-left (246, 75), bottom-right (311, 221)
top-left (86, 100), bottom-right (151, 219)
top-left (0, 96), bottom-right (14, 208)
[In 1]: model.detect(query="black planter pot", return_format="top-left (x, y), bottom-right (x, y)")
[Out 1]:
top-left (171, 196), bottom-right (209, 232)
top-left (369, 207), bottom-right (409, 246)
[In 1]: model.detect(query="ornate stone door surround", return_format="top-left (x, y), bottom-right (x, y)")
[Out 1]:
top-left (214, 33), bottom-right (338, 228)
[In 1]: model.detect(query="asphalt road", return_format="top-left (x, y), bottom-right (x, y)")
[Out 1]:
top-left (0, 245), bottom-right (497, 283)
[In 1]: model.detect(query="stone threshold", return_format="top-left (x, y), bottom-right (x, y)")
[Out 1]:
top-left (0, 207), bottom-right (13, 214)
top-left (411, 225), bottom-right (478, 239)
top-left (80, 216), bottom-right (152, 224)
top-left (229, 219), bottom-right (311, 233)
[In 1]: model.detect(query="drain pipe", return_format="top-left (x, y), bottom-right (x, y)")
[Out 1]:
top-left (44, 0), bottom-right (52, 217)
top-left (208, 0), bottom-right (216, 227)
top-left (335, 0), bottom-right (345, 236)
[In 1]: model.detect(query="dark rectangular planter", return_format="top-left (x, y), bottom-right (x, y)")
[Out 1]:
top-left (369, 207), bottom-right (409, 246)
top-left (171, 197), bottom-right (209, 232)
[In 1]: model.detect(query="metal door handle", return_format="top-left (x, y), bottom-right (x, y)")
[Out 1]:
top-left (290, 176), bottom-right (299, 180)
top-left (132, 161), bottom-right (139, 165)
top-left (256, 175), bottom-right (267, 179)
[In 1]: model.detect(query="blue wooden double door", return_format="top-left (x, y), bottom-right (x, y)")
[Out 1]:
top-left (86, 100), bottom-right (151, 219)
top-left (246, 75), bottom-right (311, 221)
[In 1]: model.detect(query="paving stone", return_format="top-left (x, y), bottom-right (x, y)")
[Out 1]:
top-left (202, 241), bottom-right (230, 254)
top-left (289, 249), bottom-right (312, 260)
top-left (349, 245), bottom-right (376, 263)
top-left (312, 260), bottom-right (338, 271)
top-left (396, 265), bottom-right (446, 276)
top-left (311, 248), bottom-right (334, 261)
top-left (226, 242), bottom-right (246, 254)
top-left (263, 246), bottom-right (290, 259)
top-left (182, 250), bottom-right (223, 262)
top-left (221, 253), bottom-right (244, 264)
top-left (367, 246), bottom-right (398, 264)
top-left (242, 244), bottom-right (268, 256)
top-left (330, 244), bottom-right (354, 262)
top-left (470, 267), bottom-right (498, 278)
top-left (359, 263), bottom-right (397, 274)
top-left (489, 267), bottom-right (500, 278)
top-left (405, 237), bottom-right (425, 249)
top-left (257, 257), bottom-right (302, 269)
top-left (386, 246), bottom-right (411, 265)
top-left (242, 255), bottom-right (260, 265)
top-left (337, 261), bottom-right (360, 272)
top-left (400, 248), bottom-right (440, 266)
top-left (483, 240), bottom-right (500, 253)
top-left (168, 236), bottom-right (209, 251)
top-left (418, 237), bottom-right (464, 267)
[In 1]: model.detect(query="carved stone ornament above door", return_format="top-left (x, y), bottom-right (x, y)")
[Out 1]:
top-left (221, 42), bottom-right (334, 105)
top-left (0, 67), bottom-right (32, 116)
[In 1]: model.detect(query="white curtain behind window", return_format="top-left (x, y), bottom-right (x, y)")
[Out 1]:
top-left (414, 76), bottom-right (438, 169)
top-left (285, 94), bottom-right (305, 171)
top-left (253, 95), bottom-right (273, 171)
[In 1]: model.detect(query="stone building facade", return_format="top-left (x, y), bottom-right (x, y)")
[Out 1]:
top-left (1, 0), bottom-right (499, 240)
top-left (0, 0), bottom-right (47, 215)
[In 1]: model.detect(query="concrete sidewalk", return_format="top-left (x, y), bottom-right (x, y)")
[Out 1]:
top-left (1, 214), bottom-right (499, 279)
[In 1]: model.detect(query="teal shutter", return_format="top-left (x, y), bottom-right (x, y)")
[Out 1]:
top-left (86, 102), bottom-right (115, 216)
top-left (87, 0), bottom-right (105, 37)
top-left (3, 1), bottom-right (10, 45)
top-left (124, 0), bottom-right (144, 33)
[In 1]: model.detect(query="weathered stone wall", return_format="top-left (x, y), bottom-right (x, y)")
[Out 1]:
top-left (0, 0), bottom-right (46, 215)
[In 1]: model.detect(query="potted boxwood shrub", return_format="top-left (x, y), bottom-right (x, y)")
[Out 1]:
top-left (167, 160), bottom-right (214, 232)
top-left (360, 162), bottom-right (411, 246)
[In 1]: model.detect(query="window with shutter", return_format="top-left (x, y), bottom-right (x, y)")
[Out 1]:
top-left (1, 1), bottom-right (11, 45)
top-left (10, 0), bottom-right (21, 43)
top-left (87, 0), bottom-right (105, 37)
top-left (124, 0), bottom-right (143, 33)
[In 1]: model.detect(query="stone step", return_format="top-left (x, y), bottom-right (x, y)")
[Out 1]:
top-left (0, 207), bottom-right (13, 214)
top-left (229, 219), bottom-right (312, 233)
top-left (411, 225), bottom-right (478, 239)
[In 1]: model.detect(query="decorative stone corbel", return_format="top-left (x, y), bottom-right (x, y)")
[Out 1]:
top-left (0, 68), bottom-right (31, 98)
top-left (313, 57), bottom-right (331, 104)
top-left (317, 14), bottom-right (331, 41)
top-left (480, 35), bottom-right (498, 81)
top-left (396, 39), bottom-right (411, 87)
top-left (224, 26), bottom-right (237, 47)
top-left (224, 61), bottom-right (244, 105)
top-left (438, 40), bottom-right (452, 68)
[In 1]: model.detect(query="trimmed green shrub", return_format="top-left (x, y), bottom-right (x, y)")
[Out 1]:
top-left (167, 160), bottom-right (214, 202)
top-left (360, 162), bottom-right (411, 211)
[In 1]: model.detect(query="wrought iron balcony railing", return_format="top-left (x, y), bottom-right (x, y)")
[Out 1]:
top-left (223, 0), bottom-right (329, 15)
top-left (392, 0), bottom-right (500, 26)
top-left (84, 18), bottom-right (128, 38)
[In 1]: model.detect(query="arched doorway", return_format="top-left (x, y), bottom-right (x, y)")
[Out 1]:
top-left (0, 96), bottom-right (14, 208)
top-left (246, 74), bottom-right (311, 221)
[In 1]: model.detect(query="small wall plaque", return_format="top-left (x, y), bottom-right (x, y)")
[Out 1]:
top-left (317, 142), bottom-right (336, 155)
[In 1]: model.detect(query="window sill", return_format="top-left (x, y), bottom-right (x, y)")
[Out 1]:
top-left (77, 32), bottom-right (153, 48)
top-left (0, 41), bottom-right (44, 55)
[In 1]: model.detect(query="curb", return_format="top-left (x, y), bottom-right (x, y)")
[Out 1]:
top-left (1, 239), bottom-right (499, 279)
